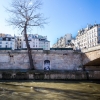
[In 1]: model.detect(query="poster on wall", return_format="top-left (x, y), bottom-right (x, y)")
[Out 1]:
top-left (44, 60), bottom-right (50, 70)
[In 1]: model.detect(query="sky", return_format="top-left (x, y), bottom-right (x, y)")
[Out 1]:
top-left (0, 0), bottom-right (100, 47)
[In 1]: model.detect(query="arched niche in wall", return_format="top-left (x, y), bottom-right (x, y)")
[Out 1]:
top-left (44, 60), bottom-right (50, 70)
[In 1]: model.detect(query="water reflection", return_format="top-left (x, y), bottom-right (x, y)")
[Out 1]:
top-left (0, 81), bottom-right (100, 100)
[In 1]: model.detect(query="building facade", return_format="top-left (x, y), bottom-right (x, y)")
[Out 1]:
top-left (15, 36), bottom-right (23, 49)
top-left (0, 33), bottom-right (50, 50)
top-left (52, 33), bottom-right (74, 48)
top-left (75, 24), bottom-right (100, 50)
top-left (22, 34), bottom-right (50, 50)
top-left (0, 33), bottom-right (15, 50)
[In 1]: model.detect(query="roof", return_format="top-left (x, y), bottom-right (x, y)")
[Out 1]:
top-left (39, 39), bottom-right (50, 42)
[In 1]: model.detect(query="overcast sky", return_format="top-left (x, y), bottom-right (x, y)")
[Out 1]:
top-left (0, 0), bottom-right (100, 47)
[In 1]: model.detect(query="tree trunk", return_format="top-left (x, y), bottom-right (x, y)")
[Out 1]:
top-left (24, 25), bottom-right (35, 70)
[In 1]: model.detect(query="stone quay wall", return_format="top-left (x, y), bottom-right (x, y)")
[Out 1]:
top-left (0, 50), bottom-right (82, 70)
top-left (0, 70), bottom-right (100, 80)
top-left (0, 50), bottom-right (100, 80)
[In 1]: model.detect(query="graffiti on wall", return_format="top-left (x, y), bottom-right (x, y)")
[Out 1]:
top-left (44, 60), bottom-right (50, 70)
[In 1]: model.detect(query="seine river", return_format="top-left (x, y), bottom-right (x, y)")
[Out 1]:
top-left (0, 80), bottom-right (100, 100)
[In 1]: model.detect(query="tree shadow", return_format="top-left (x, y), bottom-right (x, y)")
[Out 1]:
top-left (0, 81), bottom-right (100, 100)
top-left (33, 86), bottom-right (100, 100)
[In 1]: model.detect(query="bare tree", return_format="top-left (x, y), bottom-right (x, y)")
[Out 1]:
top-left (6, 0), bottom-right (47, 70)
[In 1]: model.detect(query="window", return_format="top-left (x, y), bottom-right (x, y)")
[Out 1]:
top-left (6, 38), bottom-right (8, 41)
top-left (0, 38), bottom-right (2, 41)
top-left (98, 28), bottom-right (100, 31)
top-left (68, 40), bottom-right (71, 42)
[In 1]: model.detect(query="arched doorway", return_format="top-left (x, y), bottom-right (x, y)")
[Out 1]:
top-left (44, 60), bottom-right (50, 70)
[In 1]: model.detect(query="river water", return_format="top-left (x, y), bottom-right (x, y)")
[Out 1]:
top-left (0, 80), bottom-right (100, 100)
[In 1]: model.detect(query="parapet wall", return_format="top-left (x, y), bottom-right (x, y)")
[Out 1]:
top-left (82, 44), bottom-right (100, 53)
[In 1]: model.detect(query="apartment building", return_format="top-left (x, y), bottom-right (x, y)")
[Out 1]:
top-left (75, 24), bottom-right (100, 49)
top-left (0, 33), bottom-right (50, 50)
top-left (52, 33), bottom-right (74, 48)
top-left (22, 34), bottom-right (50, 50)
top-left (15, 36), bottom-right (23, 49)
top-left (0, 33), bottom-right (15, 50)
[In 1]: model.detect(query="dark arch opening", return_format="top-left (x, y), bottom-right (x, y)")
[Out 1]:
top-left (44, 60), bottom-right (50, 70)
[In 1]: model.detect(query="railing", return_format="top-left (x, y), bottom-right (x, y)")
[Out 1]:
top-left (50, 48), bottom-right (73, 50)
top-left (15, 48), bottom-right (73, 50)
top-left (21, 48), bottom-right (43, 50)
top-left (0, 48), bottom-right (11, 50)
